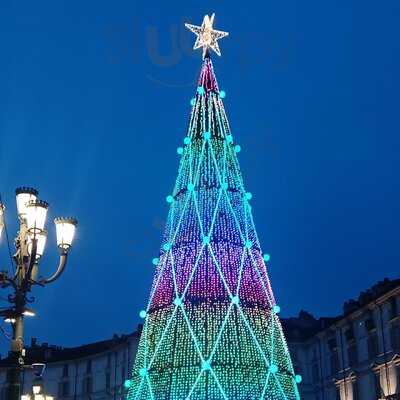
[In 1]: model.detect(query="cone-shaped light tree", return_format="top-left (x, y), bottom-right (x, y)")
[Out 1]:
top-left (126, 14), bottom-right (301, 400)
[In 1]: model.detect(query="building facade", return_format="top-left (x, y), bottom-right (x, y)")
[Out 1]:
top-left (0, 278), bottom-right (399, 400)
top-left (287, 278), bottom-right (400, 400)
top-left (0, 332), bottom-right (140, 399)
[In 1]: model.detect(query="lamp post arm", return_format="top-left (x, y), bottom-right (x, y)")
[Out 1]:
top-left (25, 238), bottom-right (37, 284)
top-left (39, 251), bottom-right (68, 285)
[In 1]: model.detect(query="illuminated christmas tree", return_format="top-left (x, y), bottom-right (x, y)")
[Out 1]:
top-left (126, 14), bottom-right (301, 400)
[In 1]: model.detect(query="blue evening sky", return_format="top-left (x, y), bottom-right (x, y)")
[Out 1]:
top-left (0, 0), bottom-right (399, 352)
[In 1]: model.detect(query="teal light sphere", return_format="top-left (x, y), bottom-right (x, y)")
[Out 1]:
top-left (269, 364), bottom-right (278, 374)
top-left (245, 240), bottom-right (253, 249)
top-left (139, 367), bottom-right (148, 377)
top-left (187, 183), bottom-right (195, 192)
top-left (295, 374), bottom-right (303, 384)
top-left (226, 134), bottom-right (233, 144)
top-left (166, 195), bottom-right (174, 203)
top-left (203, 131), bottom-right (211, 140)
top-left (152, 257), bottom-right (159, 266)
top-left (174, 297), bottom-right (182, 306)
top-left (202, 360), bottom-right (211, 371)
top-left (163, 242), bottom-right (172, 251)
top-left (177, 147), bottom-right (184, 155)
top-left (190, 98), bottom-right (196, 106)
top-left (197, 86), bottom-right (205, 95)
top-left (220, 90), bottom-right (226, 98)
top-left (184, 137), bottom-right (191, 145)
top-left (273, 305), bottom-right (281, 314)
top-left (245, 192), bottom-right (253, 200)
top-left (234, 144), bottom-right (241, 153)
top-left (203, 236), bottom-right (210, 245)
top-left (221, 182), bottom-right (228, 190)
top-left (139, 310), bottom-right (147, 319)
top-left (231, 295), bottom-right (239, 305)
top-left (124, 379), bottom-right (132, 389)
top-left (263, 253), bottom-right (271, 262)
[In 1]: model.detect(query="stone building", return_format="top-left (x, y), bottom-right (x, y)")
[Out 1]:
top-left (0, 278), bottom-right (399, 399)
top-left (0, 331), bottom-right (140, 399)
top-left (285, 278), bottom-right (400, 400)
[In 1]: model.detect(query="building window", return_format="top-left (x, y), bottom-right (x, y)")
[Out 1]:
top-left (368, 332), bottom-right (379, 359)
top-left (58, 381), bottom-right (70, 397)
top-left (347, 342), bottom-right (358, 367)
top-left (345, 326), bottom-right (358, 367)
top-left (327, 336), bottom-right (339, 375)
top-left (365, 316), bottom-right (376, 332)
top-left (106, 371), bottom-right (111, 393)
top-left (390, 321), bottom-right (400, 353)
top-left (86, 359), bottom-right (92, 374)
top-left (328, 337), bottom-right (336, 349)
top-left (328, 335), bottom-right (339, 376)
top-left (345, 327), bottom-right (355, 342)
top-left (82, 376), bottom-right (93, 394)
top-left (389, 297), bottom-right (398, 320)
top-left (330, 350), bottom-right (339, 375)
top-left (62, 364), bottom-right (69, 378)
top-left (107, 353), bottom-right (111, 368)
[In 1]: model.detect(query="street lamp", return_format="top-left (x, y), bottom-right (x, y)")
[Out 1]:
top-left (0, 187), bottom-right (77, 400)
top-left (25, 200), bottom-right (49, 234)
top-left (15, 187), bottom-right (38, 219)
top-left (54, 217), bottom-right (77, 250)
top-left (21, 377), bottom-right (54, 400)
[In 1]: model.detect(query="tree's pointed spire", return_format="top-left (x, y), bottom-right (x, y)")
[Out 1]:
top-left (197, 56), bottom-right (219, 94)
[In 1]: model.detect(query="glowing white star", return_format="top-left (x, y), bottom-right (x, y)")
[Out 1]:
top-left (185, 13), bottom-right (229, 59)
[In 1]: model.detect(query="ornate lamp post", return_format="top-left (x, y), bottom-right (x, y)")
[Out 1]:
top-left (0, 187), bottom-right (77, 400)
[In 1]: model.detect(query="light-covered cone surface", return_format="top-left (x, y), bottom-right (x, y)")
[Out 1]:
top-left (126, 57), bottom-right (301, 400)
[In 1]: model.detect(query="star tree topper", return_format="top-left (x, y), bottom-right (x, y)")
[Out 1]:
top-left (185, 13), bottom-right (229, 59)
